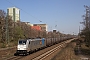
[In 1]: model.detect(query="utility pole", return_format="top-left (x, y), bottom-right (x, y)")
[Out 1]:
top-left (78, 26), bottom-right (80, 38)
top-left (6, 16), bottom-right (9, 46)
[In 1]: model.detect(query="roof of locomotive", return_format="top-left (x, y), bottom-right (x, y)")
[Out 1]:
top-left (30, 38), bottom-right (42, 41)
top-left (18, 38), bottom-right (45, 42)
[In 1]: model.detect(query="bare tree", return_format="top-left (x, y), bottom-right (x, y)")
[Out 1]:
top-left (81, 5), bottom-right (90, 47)
top-left (0, 10), bottom-right (6, 43)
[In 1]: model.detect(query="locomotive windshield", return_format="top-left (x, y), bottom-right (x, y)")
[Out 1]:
top-left (19, 40), bottom-right (27, 45)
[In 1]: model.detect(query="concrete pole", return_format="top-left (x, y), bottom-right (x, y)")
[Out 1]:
top-left (5, 16), bottom-right (9, 46)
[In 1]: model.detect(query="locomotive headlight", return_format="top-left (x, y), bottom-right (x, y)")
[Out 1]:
top-left (18, 48), bottom-right (20, 50)
top-left (24, 48), bottom-right (26, 50)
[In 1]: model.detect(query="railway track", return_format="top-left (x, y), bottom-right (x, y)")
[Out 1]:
top-left (5, 56), bottom-right (23, 60)
top-left (32, 39), bottom-right (73, 60)
top-left (32, 43), bottom-right (64, 60)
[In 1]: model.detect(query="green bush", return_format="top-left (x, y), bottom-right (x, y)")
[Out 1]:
top-left (1, 43), bottom-right (6, 48)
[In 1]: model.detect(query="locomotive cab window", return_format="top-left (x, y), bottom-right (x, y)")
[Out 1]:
top-left (19, 40), bottom-right (27, 45)
top-left (29, 41), bottom-right (30, 44)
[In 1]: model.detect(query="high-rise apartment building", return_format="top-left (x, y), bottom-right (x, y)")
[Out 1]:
top-left (7, 7), bottom-right (20, 22)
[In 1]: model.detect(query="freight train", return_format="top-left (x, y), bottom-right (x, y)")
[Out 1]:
top-left (14, 35), bottom-right (74, 56)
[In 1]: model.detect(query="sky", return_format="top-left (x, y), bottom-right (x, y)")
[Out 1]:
top-left (0, 0), bottom-right (90, 35)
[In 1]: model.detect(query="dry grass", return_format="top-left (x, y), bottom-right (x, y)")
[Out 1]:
top-left (52, 42), bottom-right (81, 60)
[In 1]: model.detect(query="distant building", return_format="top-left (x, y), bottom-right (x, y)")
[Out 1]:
top-left (7, 7), bottom-right (20, 22)
top-left (53, 30), bottom-right (56, 33)
top-left (24, 22), bottom-right (34, 26)
top-left (31, 26), bottom-right (41, 31)
top-left (33, 24), bottom-right (47, 31)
